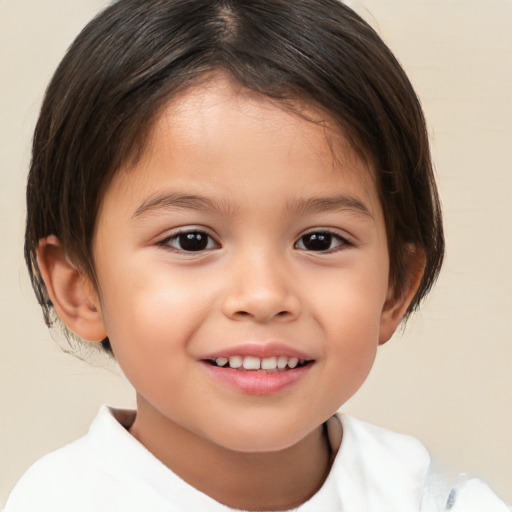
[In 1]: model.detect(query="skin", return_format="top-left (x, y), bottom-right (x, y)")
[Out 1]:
top-left (38, 76), bottom-right (420, 511)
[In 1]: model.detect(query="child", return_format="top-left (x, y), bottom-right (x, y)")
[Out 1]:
top-left (4, 0), bottom-right (509, 510)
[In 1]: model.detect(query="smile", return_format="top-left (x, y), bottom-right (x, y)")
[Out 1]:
top-left (206, 355), bottom-right (311, 372)
top-left (200, 343), bottom-right (315, 393)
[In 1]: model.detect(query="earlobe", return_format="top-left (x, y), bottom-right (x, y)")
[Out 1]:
top-left (36, 236), bottom-right (107, 342)
top-left (378, 251), bottom-right (425, 345)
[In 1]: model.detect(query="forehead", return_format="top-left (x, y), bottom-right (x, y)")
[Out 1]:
top-left (102, 75), bottom-right (379, 218)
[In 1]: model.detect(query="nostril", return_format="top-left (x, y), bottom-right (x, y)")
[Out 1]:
top-left (233, 310), bottom-right (289, 320)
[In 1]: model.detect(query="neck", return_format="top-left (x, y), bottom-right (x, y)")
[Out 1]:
top-left (129, 396), bottom-right (333, 511)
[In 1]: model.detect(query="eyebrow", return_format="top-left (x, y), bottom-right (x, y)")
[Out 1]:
top-left (132, 192), bottom-right (238, 219)
top-left (132, 192), bottom-right (373, 220)
top-left (285, 195), bottom-right (373, 218)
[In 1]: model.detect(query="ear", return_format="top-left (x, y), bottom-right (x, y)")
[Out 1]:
top-left (36, 235), bottom-right (107, 342)
top-left (378, 249), bottom-right (425, 345)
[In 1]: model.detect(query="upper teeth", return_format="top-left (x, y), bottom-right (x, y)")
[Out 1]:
top-left (214, 355), bottom-right (301, 370)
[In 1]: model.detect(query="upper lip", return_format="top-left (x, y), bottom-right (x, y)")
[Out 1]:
top-left (200, 342), bottom-right (314, 361)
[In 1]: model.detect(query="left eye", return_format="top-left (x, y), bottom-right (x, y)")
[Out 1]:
top-left (161, 231), bottom-right (218, 252)
top-left (295, 232), bottom-right (347, 252)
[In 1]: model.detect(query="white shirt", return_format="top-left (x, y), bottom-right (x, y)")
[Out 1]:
top-left (4, 406), bottom-right (509, 512)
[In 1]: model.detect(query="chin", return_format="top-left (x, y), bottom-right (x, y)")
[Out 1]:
top-left (206, 421), bottom-right (317, 454)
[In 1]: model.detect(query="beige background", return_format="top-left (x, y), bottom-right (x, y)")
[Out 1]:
top-left (1, 0), bottom-right (511, 506)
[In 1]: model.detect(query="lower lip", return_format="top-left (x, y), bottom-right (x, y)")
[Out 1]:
top-left (201, 362), bottom-right (312, 395)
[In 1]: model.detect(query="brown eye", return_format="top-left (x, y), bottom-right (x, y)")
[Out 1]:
top-left (295, 232), bottom-right (346, 252)
top-left (163, 231), bottom-right (218, 252)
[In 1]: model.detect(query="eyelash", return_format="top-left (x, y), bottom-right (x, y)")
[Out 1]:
top-left (294, 230), bottom-right (350, 253)
top-left (158, 229), bottom-right (219, 253)
top-left (158, 229), bottom-right (350, 253)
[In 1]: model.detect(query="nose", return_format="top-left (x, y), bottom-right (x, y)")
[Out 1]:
top-left (221, 249), bottom-right (301, 323)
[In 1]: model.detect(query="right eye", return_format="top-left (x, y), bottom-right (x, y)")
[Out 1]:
top-left (294, 231), bottom-right (349, 253)
top-left (159, 230), bottom-right (219, 252)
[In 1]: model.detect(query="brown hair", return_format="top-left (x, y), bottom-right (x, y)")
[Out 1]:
top-left (25, 0), bottom-right (444, 353)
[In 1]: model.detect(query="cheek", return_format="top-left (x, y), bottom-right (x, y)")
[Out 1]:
top-left (96, 257), bottom-right (214, 355)
top-left (324, 298), bottom-right (380, 376)
top-left (308, 260), bottom-right (388, 331)
top-left (320, 298), bottom-right (380, 406)
top-left (307, 265), bottom-right (386, 385)
top-left (96, 272), bottom-right (209, 403)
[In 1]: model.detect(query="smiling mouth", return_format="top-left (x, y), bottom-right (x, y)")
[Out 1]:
top-left (204, 355), bottom-right (312, 372)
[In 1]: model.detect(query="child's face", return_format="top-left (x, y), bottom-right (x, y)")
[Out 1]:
top-left (90, 76), bottom-right (399, 452)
